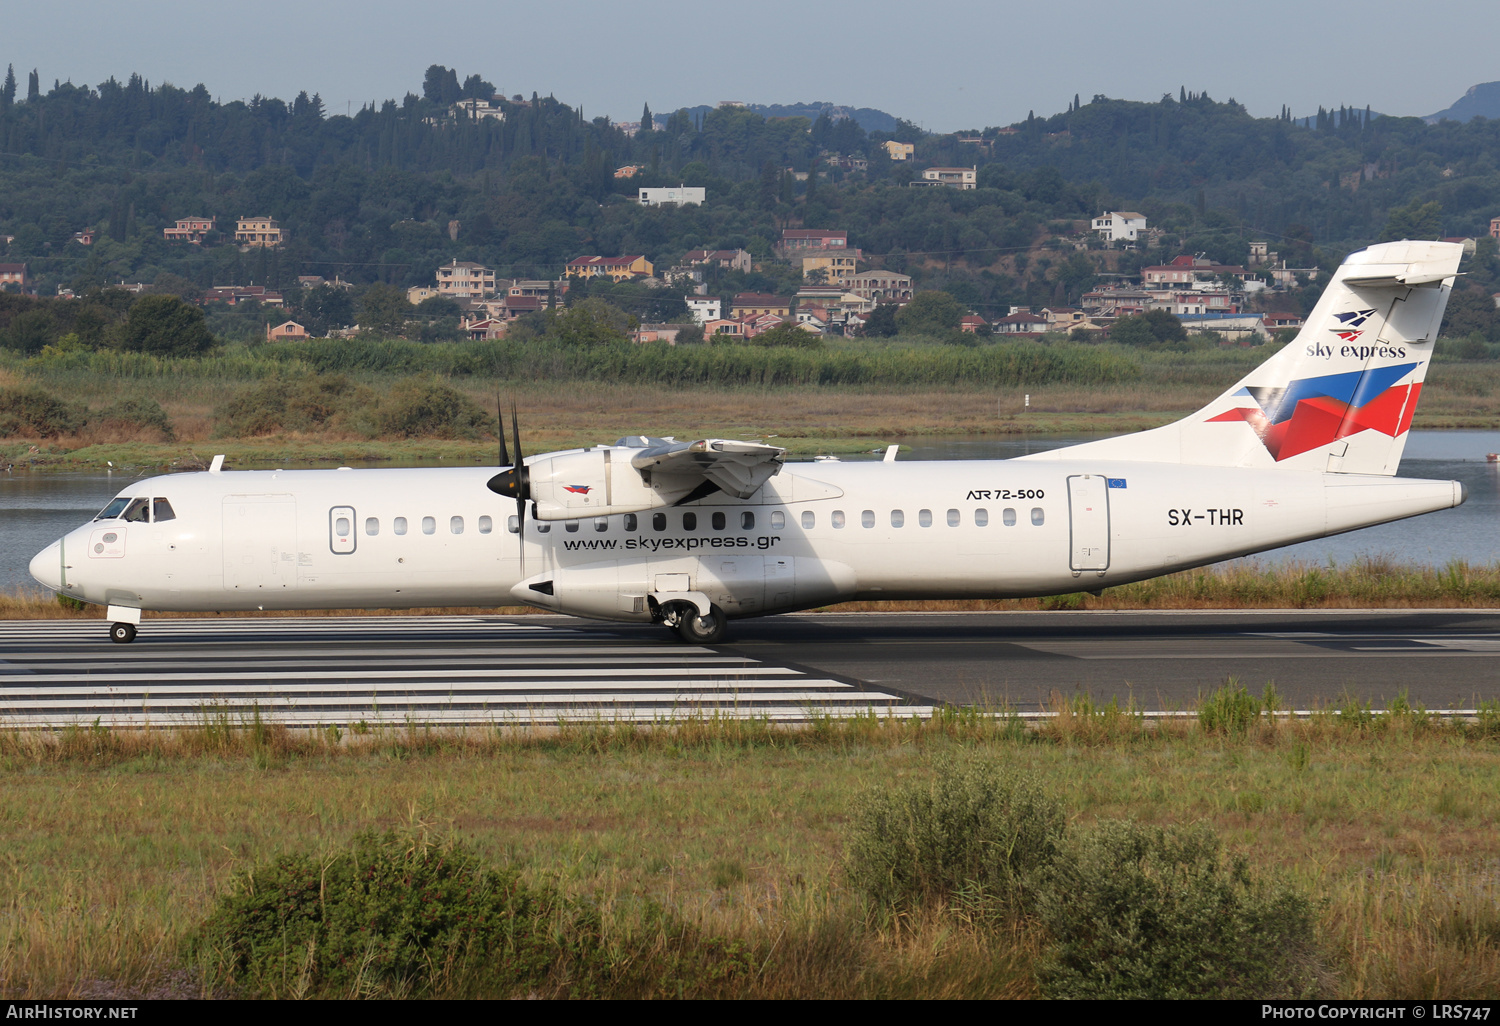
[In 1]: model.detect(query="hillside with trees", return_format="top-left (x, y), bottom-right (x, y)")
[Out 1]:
top-left (2, 64), bottom-right (1500, 346)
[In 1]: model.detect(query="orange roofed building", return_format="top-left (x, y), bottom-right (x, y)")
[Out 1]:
top-left (165, 217), bottom-right (214, 244)
top-left (266, 320), bottom-right (308, 341)
top-left (565, 255), bottom-right (653, 281)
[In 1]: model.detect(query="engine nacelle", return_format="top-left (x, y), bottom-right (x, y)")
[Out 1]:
top-left (527, 448), bottom-right (701, 520)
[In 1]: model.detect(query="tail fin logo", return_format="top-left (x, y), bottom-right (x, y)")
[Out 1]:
top-left (563, 485), bottom-right (592, 494)
top-left (1330, 308), bottom-right (1378, 343)
top-left (1206, 362), bottom-right (1419, 461)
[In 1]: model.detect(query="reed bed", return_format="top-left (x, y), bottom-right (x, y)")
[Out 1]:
top-left (6, 338), bottom-right (1142, 389)
top-left (10, 349), bottom-right (1500, 461)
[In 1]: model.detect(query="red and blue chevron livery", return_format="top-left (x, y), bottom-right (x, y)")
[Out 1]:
top-left (1206, 362), bottom-right (1420, 461)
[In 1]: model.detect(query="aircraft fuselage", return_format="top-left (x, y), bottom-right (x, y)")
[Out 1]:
top-left (29, 459), bottom-right (1462, 625)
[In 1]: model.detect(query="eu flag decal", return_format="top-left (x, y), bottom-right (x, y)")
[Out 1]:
top-left (1107, 478), bottom-right (1127, 489)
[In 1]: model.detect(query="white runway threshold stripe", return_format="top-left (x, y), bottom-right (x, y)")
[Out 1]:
top-left (0, 616), bottom-right (936, 727)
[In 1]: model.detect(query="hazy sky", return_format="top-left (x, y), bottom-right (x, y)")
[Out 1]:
top-left (5, 1), bottom-right (1497, 131)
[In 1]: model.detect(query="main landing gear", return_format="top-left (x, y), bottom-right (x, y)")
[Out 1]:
top-left (110, 622), bottom-right (137, 644)
top-left (661, 602), bottom-right (729, 645)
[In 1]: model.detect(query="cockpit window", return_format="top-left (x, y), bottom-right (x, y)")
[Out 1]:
top-left (120, 498), bottom-right (151, 523)
top-left (152, 498), bottom-right (176, 522)
top-left (95, 498), bottom-right (130, 520)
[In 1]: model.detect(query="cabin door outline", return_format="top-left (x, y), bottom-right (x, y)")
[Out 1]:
top-left (1066, 474), bottom-right (1110, 572)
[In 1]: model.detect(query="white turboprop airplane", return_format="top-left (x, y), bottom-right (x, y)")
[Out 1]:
top-left (30, 240), bottom-right (1468, 645)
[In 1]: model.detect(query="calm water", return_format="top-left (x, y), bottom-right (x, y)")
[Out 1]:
top-left (3, 431), bottom-right (1499, 593)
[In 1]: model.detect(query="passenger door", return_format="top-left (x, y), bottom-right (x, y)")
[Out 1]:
top-left (1067, 475), bottom-right (1110, 572)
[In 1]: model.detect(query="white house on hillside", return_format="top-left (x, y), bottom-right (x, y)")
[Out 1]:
top-left (685, 297), bottom-right (721, 324)
top-left (638, 186), bottom-right (706, 207)
top-left (1092, 211), bottom-right (1147, 243)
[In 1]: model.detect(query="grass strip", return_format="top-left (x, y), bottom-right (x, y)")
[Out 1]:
top-left (3, 694), bottom-right (1500, 998)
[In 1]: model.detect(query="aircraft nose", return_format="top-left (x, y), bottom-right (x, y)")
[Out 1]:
top-left (30, 540), bottom-right (62, 591)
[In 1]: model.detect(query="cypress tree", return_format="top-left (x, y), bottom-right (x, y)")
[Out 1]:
top-left (1, 65), bottom-right (14, 108)
top-left (641, 101), bottom-right (652, 131)
top-left (27, 68), bottom-right (39, 102)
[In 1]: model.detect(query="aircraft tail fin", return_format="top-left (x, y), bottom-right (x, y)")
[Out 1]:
top-left (1038, 240), bottom-right (1464, 474)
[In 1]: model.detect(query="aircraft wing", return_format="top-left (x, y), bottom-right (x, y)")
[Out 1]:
top-left (629, 439), bottom-right (786, 499)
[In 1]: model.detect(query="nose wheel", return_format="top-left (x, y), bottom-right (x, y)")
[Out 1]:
top-left (110, 622), bottom-right (137, 644)
top-left (667, 603), bottom-right (728, 645)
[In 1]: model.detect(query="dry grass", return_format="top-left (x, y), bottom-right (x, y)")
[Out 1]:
top-left (10, 358), bottom-right (1500, 469)
top-left (8, 556), bottom-right (1500, 620)
top-left (2, 706), bottom-right (1500, 998)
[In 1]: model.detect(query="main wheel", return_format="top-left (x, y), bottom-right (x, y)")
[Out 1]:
top-left (110, 622), bottom-right (137, 644)
top-left (674, 605), bottom-right (728, 645)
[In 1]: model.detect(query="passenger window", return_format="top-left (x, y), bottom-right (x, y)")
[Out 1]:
top-left (365, 517), bottom-right (379, 536)
top-left (1031, 507), bottom-right (1045, 526)
top-left (831, 510), bottom-right (846, 529)
top-left (335, 516), bottom-right (351, 536)
top-left (535, 522), bottom-right (551, 534)
top-left (975, 508), bottom-right (989, 527)
top-left (741, 511), bottom-right (755, 530)
top-left (122, 498), bottom-right (150, 523)
top-left (891, 509), bottom-right (904, 528)
top-left (770, 511), bottom-right (785, 530)
top-left (594, 517), bottom-right (608, 532)
top-left (565, 521), bottom-right (579, 533)
top-left (478, 515), bottom-right (492, 534)
top-left (1003, 508), bottom-right (1017, 527)
top-left (450, 516), bottom-right (464, 535)
top-left (624, 513), bottom-right (638, 531)
top-left (394, 516), bottom-right (408, 535)
top-left (507, 515), bottom-right (519, 534)
top-left (862, 510), bottom-right (875, 528)
top-left (947, 509), bottom-right (960, 527)
top-left (683, 512), bottom-right (697, 531)
top-left (152, 498), bottom-right (176, 522)
top-left (919, 509), bottom-right (933, 528)
top-left (801, 510), bottom-right (815, 529)
top-left (652, 512), bottom-right (667, 531)
top-left (421, 516), bottom-right (436, 535)
top-left (712, 512), bottom-right (726, 530)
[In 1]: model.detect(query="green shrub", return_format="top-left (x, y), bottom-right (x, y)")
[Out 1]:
top-left (0, 386), bottom-right (82, 437)
top-left (844, 757), bottom-right (1065, 909)
top-left (191, 830), bottom-right (565, 997)
top-left (1198, 681), bottom-right (1261, 735)
top-left (214, 374), bottom-right (376, 437)
top-left (1034, 820), bottom-right (1319, 999)
top-left (374, 376), bottom-right (495, 439)
top-left (94, 397), bottom-right (176, 440)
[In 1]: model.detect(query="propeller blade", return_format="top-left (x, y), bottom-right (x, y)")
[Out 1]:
top-left (516, 497), bottom-right (526, 576)
top-left (497, 395), bottom-right (509, 468)
top-left (512, 408), bottom-right (527, 574)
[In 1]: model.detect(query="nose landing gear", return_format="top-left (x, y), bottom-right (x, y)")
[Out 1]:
top-left (109, 622), bottom-right (137, 644)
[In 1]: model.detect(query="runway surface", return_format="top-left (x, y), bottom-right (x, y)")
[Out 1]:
top-left (713, 609), bottom-right (1500, 712)
top-left (5, 609), bottom-right (1500, 726)
top-left (0, 616), bottom-right (931, 727)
